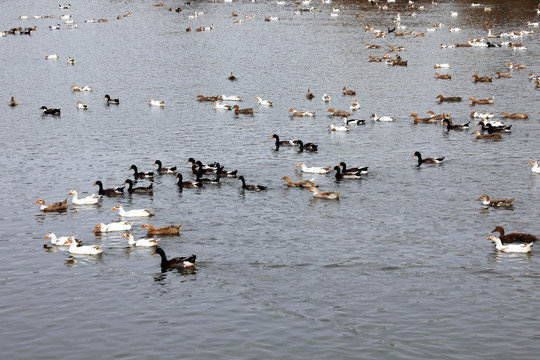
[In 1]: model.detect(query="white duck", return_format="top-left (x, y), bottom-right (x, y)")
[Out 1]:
top-left (350, 99), bottom-right (361, 110)
top-left (487, 235), bottom-right (532, 253)
top-left (65, 237), bottom-right (103, 255)
top-left (93, 221), bottom-right (133, 233)
top-left (44, 232), bottom-right (77, 246)
top-left (288, 108), bottom-right (315, 116)
top-left (212, 101), bottom-right (232, 110)
top-left (370, 114), bottom-right (395, 122)
top-left (321, 93), bottom-right (331, 102)
top-left (528, 160), bottom-right (540, 173)
top-left (69, 190), bottom-right (100, 205)
top-left (470, 111), bottom-right (494, 119)
top-left (295, 163), bottom-right (331, 174)
top-left (45, 54), bottom-right (59, 59)
top-left (122, 232), bottom-right (159, 247)
top-left (220, 95), bottom-right (242, 101)
top-left (111, 204), bottom-right (155, 217)
top-left (148, 99), bottom-right (164, 107)
top-left (254, 96), bottom-right (273, 106)
top-left (76, 101), bottom-right (88, 110)
top-left (328, 123), bottom-right (349, 131)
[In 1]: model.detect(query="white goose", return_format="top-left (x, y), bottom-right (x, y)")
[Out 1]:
top-left (528, 160), bottom-right (540, 173)
top-left (295, 163), bottom-right (331, 174)
top-left (148, 99), bottom-right (164, 107)
top-left (220, 95), bottom-right (242, 101)
top-left (122, 232), bottom-right (159, 247)
top-left (69, 190), bottom-right (100, 205)
top-left (65, 237), bottom-right (103, 255)
top-left (93, 221), bottom-right (133, 233)
top-left (254, 96), bottom-right (273, 106)
top-left (370, 114), bottom-right (395, 122)
top-left (44, 232), bottom-right (76, 246)
top-left (328, 123), bottom-right (349, 131)
top-left (212, 101), bottom-right (232, 110)
top-left (487, 235), bottom-right (532, 253)
top-left (111, 205), bottom-right (155, 217)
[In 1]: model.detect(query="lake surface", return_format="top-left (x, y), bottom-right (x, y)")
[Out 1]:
top-left (1, 0), bottom-right (540, 359)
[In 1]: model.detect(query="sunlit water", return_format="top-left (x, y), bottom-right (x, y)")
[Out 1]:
top-left (1, 0), bottom-right (540, 359)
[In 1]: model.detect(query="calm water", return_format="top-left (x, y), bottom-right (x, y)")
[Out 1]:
top-left (1, 0), bottom-right (540, 359)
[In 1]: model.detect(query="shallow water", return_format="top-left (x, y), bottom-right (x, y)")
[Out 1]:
top-left (1, 0), bottom-right (540, 359)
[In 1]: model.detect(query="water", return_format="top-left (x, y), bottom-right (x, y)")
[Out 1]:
top-left (1, 0), bottom-right (540, 359)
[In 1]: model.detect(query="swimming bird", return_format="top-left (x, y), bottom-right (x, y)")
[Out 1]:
top-left (186, 158), bottom-right (218, 172)
top-left (64, 237), bottom-right (103, 255)
top-left (471, 130), bottom-right (502, 139)
top-left (141, 224), bottom-right (182, 236)
top-left (45, 54), bottom-right (59, 59)
top-left (66, 57), bottom-right (75, 64)
top-left (528, 160), bottom-right (540, 173)
top-left (232, 105), bottom-right (253, 115)
top-left (436, 95), bottom-right (462, 102)
top-left (68, 190), bottom-right (101, 205)
top-left (193, 168), bottom-right (220, 184)
top-left (104, 94), bottom-right (119, 104)
top-left (34, 199), bottom-right (68, 212)
top-left (308, 187), bottom-right (340, 200)
top-left (215, 163), bottom-right (238, 178)
top-left (212, 101), bottom-right (232, 110)
top-left (238, 175), bottom-right (267, 191)
top-left (412, 151), bottom-right (444, 166)
top-left (434, 72), bottom-right (452, 80)
top-left (254, 97), bottom-right (273, 106)
top-left (8, 96), bottom-right (18, 107)
top-left (349, 100), bottom-right (361, 110)
top-left (333, 166), bottom-right (361, 180)
top-left (93, 181), bottom-right (124, 196)
top-left (281, 176), bottom-right (317, 188)
top-left (477, 194), bottom-right (514, 207)
top-left (370, 114), bottom-right (395, 122)
top-left (271, 134), bottom-right (295, 148)
top-left (500, 112), bottom-right (528, 119)
top-left (153, 160), bottom-right (176, 174)
top-left (328, 123), bottom-right (349, 131)
top-left (468, 96), bottom-right (494, 105)
top-left (228, 72), bottom-right (237, 81)
top-left (342, 87), bottom-right (356, 95)
top-left (441, 118), bottom-right (469, 131)
top-left (93, 221), bottom-right (133, 233)
top-left (129, 164), bottom-right (154, 179)
top-left (434, 63), bottom-right (451, 68)
top-left (176, 173), bottom-right (203, 188)
top-left (295, 163), bottom-right (330, 173)
top-left (342, 116), bottom-right (366, 125)
top-left (494, 71), bottom-right (512, 78)
top-left (410, 113), bottom-right (437, 124)
top-left (327, 108), bottom-right (351, 117)
top-left (288, 108), bottom-right (315, 116)
top-left (76, 101), bottom-right (88, 110)
top-left (111, 204), bottom-right (155, 217)
top-left (71, 85), bottom-right (93, 91)
top-left (220, 95), bottom-right (242, 101)
top-left (40, 106), bottom-right (61, 115)
top-left (152, 247), bottom-right (196, 269)
top-left (425, 111), bottom-right (451, 121)
top-left (492, 226), bottom-right (539, 244)
top-left (123, 179), bottom-right (153, 194)
top-left (294, 140), bottom-right (318, 152)
top-left (487, 235), bottom-right (532, 253)
top-left (322, 93), bottom-right (331, 102)
top-left (122, 232), bottom-right (159, 247)
top-left (472, 74), bottom-right (492, 82)
top-left (339, 162), bottom-right (368, 175)
top-left (49, 24), bottom-right (61, 30)
top-left (148, 99), bottom-right (164, 107)
top-left (44, 232), bottom-right (77, 246)
top-left (306, 89), bottom-right (315, 100)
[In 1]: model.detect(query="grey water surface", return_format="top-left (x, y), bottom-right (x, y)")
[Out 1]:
top-left (1, 0), bottom-right (540, 359)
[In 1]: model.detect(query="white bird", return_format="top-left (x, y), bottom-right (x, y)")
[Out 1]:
top-left (45, 54), bottom-right (59, 59)
top-left (60, 14), bottom-right (72, 20)
top-left (254, 96), bottom-right (273, 106)
top-left (328, 123), bottom-right (349, 131)
top-left (487, 235), bottom-right (532, 253)
top-left (321, 93), bottom-right (331, 102)
top-left (470, 111), bottom-right (494, 119)
top-left (148, 99), bottom-right (164, 107)
top-left (69, 190), bottom-right (100, 204)
top-left (65, 237), bottom-right (103, 255)
top-left (212, 101), bottom-right (232, 110)
top-left (295, 162), bottom-right (331, 174)
top-left (370, 114), bottom-right (395, 122)
top-left (44, 232), bottom-right (77, 246)
top-left (66, 57), bottom-right (75, 64)
top-left (528, 160), bottom-right (540, 173)
top-left (49, 24), bottom-right (61, 30)
top-left (93, 221), bottom-right (133, 233)
top-left (450, 11), bottom-right (458, 16)
top-left (111, 204), bottom-right (155, 217)
top-left (76, 101), bottom-right (88, 110)
top-left (122, 232), bottom-right (159, 247)
top-left (350, 99), bottom-right (361, 110)
top-left (434, 63), bottom-right (451, 68)
top-left (220, 95), bottom-right (242, 101)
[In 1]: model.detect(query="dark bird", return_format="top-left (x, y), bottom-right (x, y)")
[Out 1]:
top-left (153, 160), bottom-right (177, 174)
top-left (238, 175), bottom-right (267, 191)
top-left (441, 118), bottom-right (469, 131)
top-left (271, 134), bottom-right (295, 149)
top-left (152, 247), bottom-right (196, 269)
top-left (123, 179), bottom-right (153, 194)
top-left (339, 162), bottom-right (368, 175)
top-left (492, 226), bottom-right (539, 244)
top-left (333, 166), bottom-right (362, 180)
top-left (104, 94), bottom-right (120, 104)
top-left (93, 181), bottom-right (124, 196)
top-left (294, 140), bottom-right (318, 152)
top-left (216, 163), bottom-right (238, 178)
top-left (40, 106), bottom-right (61, 115)
top-left (306, 89), bottom-right (315, 100)
top-left (176, 173), bottom-right (203, 188)
top-left (228, 72), bottom-right (237, 81)
top-left (129, 164), bottom-right (154, 179)
top-left (412, 151), bottom-right (444, 166)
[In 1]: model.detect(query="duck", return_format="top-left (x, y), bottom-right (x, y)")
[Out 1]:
top-left (238, 175), bottom-right (267, 191)
top-left (506, 62), bottom-right (526, 70)
top-left (45, 54), bottom-right (59, 60)
top-left (471, 130), bottom-right (503, 139)
top-left (441, 118), bottom-right (469, 131)
top-left (305, 89), bottom-right (315, 100)
top-left (294, 163), bottom-right (330, 173)
top-left (308, 187), bottom-right (340, 200)
top-left (212, 101), bottom-right (232, 110)
top-left (186, 158), bottom-right (218, 172)
top-left (44, 232), bottom-right (78, 246)
top-left (370, 114), bottom-right (395, 122)
top-left (66, 57), bottom-right (75, 64)
top-left (339, 162), bottom-right (368, 175)
top-left (194, 160), bottom-right (218, 174)
top-left (65, 237), bottom-right (103, 255)
top-left (412, 151), bottom-right (444, 166)
top-left (342, 87), bottom-right (356, 95)
top-left (215, 163), bottom-right (237, 178)
top-left (500, 112), bottom-right (528, 119)
top-left (333, 166), bottom-right (361, 180)
top-left (152, 247), bottom-right (196, 269)
top-left (410, 113), bottom-right (437, 124)
top-left (425, 111), bottom-right (451, 121)
top-left (436, 95), bottom-right (462, 102)
top-left (141, 224), bottom-right (182, 236)
top-left (434, 72), bottom-right (452, 80)
top-left (350, 99), bottom-right (361, 110)
top-left (49, 24), bottom-right (61, 30)
top-left (470, 111), bottom-right (494, 119)
top-left (528, 160), bottom-right (540, 173)
top-left (477, 194), bottom-right (514, 207)
top-left (254, 97), bottom-right (273, 106)
top-left (219, 95), bottom-right (242, 101)
top-left (327, 108), bottom-right (351, 117)
top-left (93, 181), bottom-right (124, 196)
top-left (8, 96), bottom-right (18, 107)
top-left (228, 72), bottom-right (237, 81)
top-left (288, 108), bottom-right (315, 116)
top-left (34, 198), bottom-right (68, 212)
top-left (71, 85), bottom-right (93, 91)
top-left (148, 99), bottom-right (165, 107)
top-left (487, 235), bottom-right (532, 253)
top-left (321, 93), bottom-right (331, 102)
top-left (280, 173), bottom-right (318, 187)
top-left (68, 190), bottom-right (101, 205)
top-left (342, 116), bottom-right (366, 125)
top-left (494, 71), bottom-right (512, 78)
top-left (153, 160), bottom-right (177, 174)
top-left (193, 168), bottom-right (220, 184)
top-left (123, 179), bottom-right (153, 194)
top-left (477, 121), bottom-right (511, 132)
top-left (472, 74), bottom-right (492, 82)
top-left (176, 173), bottom-right (203, 188)
top-left (433, 63), bottom-right (451, 68)
top-left (40, 106), bottom-right (61, 115)
top-left (231, 105), bottom-right (253, 115)
top-left (111, 204), bottom-right (155, 217)
top-left (76, 101), bottom-right (88, 110)
top-left (294, 140), bottom-right (318, 152)
top-left (468, 96), bottom-right (494, 105)
top-left (328, 123), bottom-right (349, 131)
top-left (103, 94), bottom-right (119, 104)
top-left (271, 134), bottom-right (295, 148)
top-left (492, 226), bottom-right (539, 244)
top-left (93, 221), bottom-right (133, 233)
top-left (129, 164), bottom-right (154, 179)
top-left (122, 232), bottom-right (159, 247)
top-left (197, 95), bottom-right (221, 102)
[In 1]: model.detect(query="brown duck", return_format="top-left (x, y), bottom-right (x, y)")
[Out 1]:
top-left (492, 226), bottom-right (539, 244)
top-left (232, 105), bottom-right (253, 115)
top-left (35, 198), bottom-right (68, 212)
top-left (280, 176), bottom-right (318, 188)
top-left (478, 194), bottom-right (513, 207)
top-left (141, 224), bottom-right (182, 236)
top-left (436, 94), bottom-right (462, 102)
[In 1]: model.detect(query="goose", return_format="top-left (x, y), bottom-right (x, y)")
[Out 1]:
top-left (8, 96), bottom-right (18, 107)
top-left (487, 235), bottom-right (532, 253)
top-left (295, 163), bottom-right (330, 173)
top-left (342, 116), bottom-right (366, 125)
top-left (327, 108), bottom-right (351, 117)
top-left (238, 176), bottom-right (267, 192)
top-left (122, 232), bottom-right (159, 247)
top-left (321, 93), bottom-right (331, 102)
top-left (228, 72), bottom-right (237, 81)
top-left (468, 96), bottom-right (494, 105)
top-left (270, 134), bottom-right (295, 148)
top-left (123, 179), bottom-right (153, 194)
top-left (104, 94), bottom-right (119, 104)
top-left (410, 113), bottom-right (437, 124)
top-left (308, 187), bottom-right (340, 200)
top-left (434, 72), bottom-right (452, 80)
top-left (64, 237), bottom-right (103, 255)
top-left (500, 112), bottom-right (528, 119)
top-left (477, 194), bottom-right (514, 207)
top-left (93, 221), bottom-right (133, 233)
top-left (328, 123), bottom-right (349, 131)
top-left (148, 99), bottom-right (164, 107)
top-left (412, 151), bottom-right (444, 166)
top-left (472, 74), bottom-right (492, 82)
top-left (34, 199), bottom-right (68, 212)
top-left (152, 247), bottom-right (196, 269)
top-left (370, 114), bottom-right (395, 122)
top-left (441, 118), bottom-right (469, 131)
top-left (44, 233), bottom-right (77, 246)
top-left (129, 164), bottom-right (154, 179)
top-left (111, 204), bottom-right (155, 217)
top-left (232, 105), bottom-right (253, 115)
top-left (76, 101), bottom-right (88, 110)
top-left (306, 89), bottom-right (315, 100)
top-left (528, 160), bottom-right (540, 173)
top-left (141, 224), bottom-right (182, 235)
top-left (254, 97), bottom-right (273, 106)
top-left (220, 95), bottom-right (242, 101)
top-left (45, 54), bottom-right (59, 59)
top-left (281, 176), bottom-right (317, 188)
top-left (68, 190), bottom-right (101, 205)
top-left (212, 101), bottom-right (232, 110)
top-left (471, 130), bottom-right (503, 139)
top-left (93, 181), bottom-right (124, 196)
top-left (153, 160), bottom-right (177, 174)
top-left (176, 173), bottom-right (203, 188)
top-left (40, 106), bottom-right (61, 115)
top-left (294, 140), bottom-right (318, 152)
top-left (342, 87), bottom-right (356, 95)
top-left (333, 166), bottom-right (361, 180)
top-left (436, 95), bottom-right (462, 102)
top-left (492, 226), bottom-right (539, 244)
top-left (288, 108), bottom-right (315, 116)
top-left (339, 162), bottom-right (368, 175)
